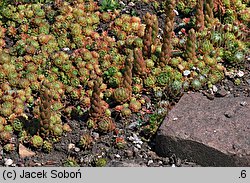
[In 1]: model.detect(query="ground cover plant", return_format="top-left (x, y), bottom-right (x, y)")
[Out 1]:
top-left (0, 0), bottom-right (249, 166)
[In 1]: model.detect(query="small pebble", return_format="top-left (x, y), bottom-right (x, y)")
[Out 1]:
top-left (183, 70), bottom-right (191, 77)
top-left (119, 1), bottom-right (125, 6)
top-left (179, 39), bottom-right (185, 44)
top-left (203, 91), bottom-right (214, 100)
top-left (240, 101), bottom-right (247, 106)
top-left (74, 147), bottom-right (80, 152)
top-left (115, 154), bottom-right (121, 158)
top-left (173, 9), bottom-right (179, 15)
top-left (147, 151), bottom-right (158, 159)
top-left (247, 79), bottom-right (250, 85)
top-left (68, 143), bottom-right (75, 150)
top-left (125, 150), bottom-right (133, 158)
top-left (216, 88), bottom-right (228, 97)
top-left (128, 136), bottom-right (134, 141)
top-left (128, 133), bottom-right (143, 145)
top-left (80, 157), bottom-right (84, 163)
top-left (92, 132), bottom-right (99, 140)
top-left (10, 137), bottom-right (16, 143)
top-left (225, 71), bottom-right (235, 78)
top-left (135, 144), bottom-right (141, 149)
top-left (4, 158), bottom-right (13, 166)
top-left (225, 110), bottom-right (234, 118)
top-left (212, 85), bottom-right (218, 92)
top-left (128, 122), bottom-right (138, 129)
top-left (155, 90), bottom-right (163, 98)
top-left (156, 108), bottom-right (166, 115)
top-left (176, 158), bottom-right (182, 166)
top-left (171, 164), bottom-right (176, 167)
top-left (128, 2), bottom-right (135, 6)
top-left (163, 157), bottom-right (170, 165)
top-left (237, 70), bottom-right (244, 77)
top-left (142, 152), bottom-right (148, 159)
top-left (62, 47), bottom-right (70, 51)
top-left (147, 160), bottom-right (153, 166)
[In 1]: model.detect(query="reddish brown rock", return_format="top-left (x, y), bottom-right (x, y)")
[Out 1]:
top-left (155, 92), bottom-right (250, 166)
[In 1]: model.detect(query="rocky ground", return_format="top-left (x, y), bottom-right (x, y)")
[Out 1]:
top-left (0, 0), bottom-right (249, 167)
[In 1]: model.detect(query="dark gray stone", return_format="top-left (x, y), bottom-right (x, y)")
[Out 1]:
top-left (155, 92), bottom-right (250, 166)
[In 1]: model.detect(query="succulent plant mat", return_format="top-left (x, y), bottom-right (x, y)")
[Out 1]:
top-left (0, 0), bottom-right (249, 167)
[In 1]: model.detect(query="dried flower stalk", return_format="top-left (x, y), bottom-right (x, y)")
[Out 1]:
top-left (39, 88), bottom-right (52, 138)
top-left (143, 13), bottom-right (159, 57)
top-left (204, 0), bottom-right (214, 26)
top-left (89, 78), bottom-right (103, 119)
top-left (160, 0), bottom-right (176, 66)
top-left (123, 49), bottom-right (133, 94)
top-left (185, 28), bottom-right (197, 62)
top-left (196, 0), bottom-right (205, 31)
top-left (133, 48), bottom-right (146, 77)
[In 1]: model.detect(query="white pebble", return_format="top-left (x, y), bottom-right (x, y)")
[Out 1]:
top-left (147, 160), bottom-right (153, 166)
top-left (212, 85), bottom-right (218, 92)
top-left (135, 144), bottom-right (141, 149)
top-left (128, 2), bottom-right (135, 6)
top-left (4, 159), bottom-right (13, 166)
top-left (68, 143), bottom-right (75, 150)
top-left (133, 134), bottom-right (142, 144)
top-left (240, 101), bottom-right (247, 106)
top-left (115, 154), bottom-right (121, 158)
top-left (74, 147), bottom-right (80, 152)
top-left (62, 47), bottom-right (70, 51)
top-left (173, 9), bottom-right (179, 15)
top-left (237, 70), bottom-right (244, 77)
top-left (128, 136), bottom-right (135, 142)
top-left (171, 164), bottom-right (176, 167)
top-left (119, 1), bottom-right (125, 6)
top-left (92, 132), bottom-right (99, 140)
top-left (183, 70), bottom-right (191, 77)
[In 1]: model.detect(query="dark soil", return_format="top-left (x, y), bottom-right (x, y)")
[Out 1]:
top-left (0, 0), bottom-right (249, 167)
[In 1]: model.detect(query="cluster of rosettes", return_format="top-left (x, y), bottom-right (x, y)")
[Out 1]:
top-left (0, 0), bottom-right (248, 153)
